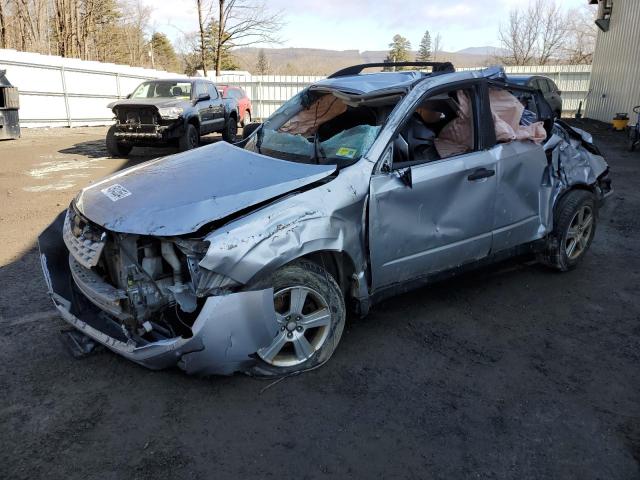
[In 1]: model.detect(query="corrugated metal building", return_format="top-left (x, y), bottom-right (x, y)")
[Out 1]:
top-left (586, 0), bottom-right (640, 122)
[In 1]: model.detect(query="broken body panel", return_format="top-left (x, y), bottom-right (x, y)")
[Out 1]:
top-left (38, 66), bottom-right (612, 375)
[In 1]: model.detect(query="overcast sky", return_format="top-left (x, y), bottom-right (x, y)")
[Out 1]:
top-left (144, 0), bottom-right (589, 52)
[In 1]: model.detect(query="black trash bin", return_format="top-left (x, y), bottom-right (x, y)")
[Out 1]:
top-left (0, 69), bottom-right (20, 140)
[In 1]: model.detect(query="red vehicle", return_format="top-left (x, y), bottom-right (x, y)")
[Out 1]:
top-left (218, 85), bottom-right (252, 127)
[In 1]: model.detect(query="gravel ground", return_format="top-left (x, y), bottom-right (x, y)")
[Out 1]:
top-left (0, 121), bottom-right (638, 479)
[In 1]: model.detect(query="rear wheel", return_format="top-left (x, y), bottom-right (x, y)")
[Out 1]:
top-left (222, 115), bottom-right (238, 142)
top-left (248, 260), bottom-right (346, 377)
top-left (106, 125), bottom-right (133, 157)
top-left (538, 190), bottom-right (597, 271)
top-left (179, 123), bottom-right (199, 152)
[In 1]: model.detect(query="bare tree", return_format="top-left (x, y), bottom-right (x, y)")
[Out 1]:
top-left (499, 0), bottom-right (568, 66)
top-left (564, 5), bottom-right (597, 64)
top-left (213, 0), bottom-right (283, 75)
top-left (432, 32), bottom-right (442, 61)
top-left (0, 0), bottom-right (7, 49)
top-left (537, 0), bottom-right (566, 65)
top-left (195, 0), bottom-right (212, 76)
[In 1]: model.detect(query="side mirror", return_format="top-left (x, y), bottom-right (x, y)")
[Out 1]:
top-left (194, 93), bottom-right (210, 105)
top-left (126, 93), bottom-right (132, 99)
top-left (397, 167), bottom-right (413, 188)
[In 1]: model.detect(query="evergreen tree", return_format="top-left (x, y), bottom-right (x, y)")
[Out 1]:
top-left (256, 49), bottom-right (269, 75)
top-left (204, 20), bottom-right (239, 73)
top-left (384, 34), bottom-right (412, 70)
top-left (150, 32), bottom-right (180, 72)
top-left (416, 30), bottom-right (432, 62)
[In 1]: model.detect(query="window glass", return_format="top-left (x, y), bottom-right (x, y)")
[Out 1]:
top-left (391, 88), bottom-right (475, 168)
top-left (130, 80), bottom-right (192, 99)
top-left (194, 82), bottom-right (208, 99)
top-left (207, 83), bottom-right (219, 99)
top-left (537, 79), bottom-right (551, 93)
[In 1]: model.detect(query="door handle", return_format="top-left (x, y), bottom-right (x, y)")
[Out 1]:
top-left (467, 168), bottom-right (495, 181)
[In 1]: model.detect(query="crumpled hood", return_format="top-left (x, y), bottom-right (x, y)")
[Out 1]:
top-left (75, 142), bottom-right (336, 235)
top-left (107, 98), bottom-right (187, 109)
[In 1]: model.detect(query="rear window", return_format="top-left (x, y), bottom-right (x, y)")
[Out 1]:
top-left (536, 79), bottom-right (551, 93)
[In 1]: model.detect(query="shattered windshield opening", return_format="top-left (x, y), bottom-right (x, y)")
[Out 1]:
top-left (244, 90), bottom-right (393, 166)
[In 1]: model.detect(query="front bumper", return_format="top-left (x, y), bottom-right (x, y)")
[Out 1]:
top-left (38, 212), bottom-right (279, 375)
top-left (113, 122), bottom-right (183, 143)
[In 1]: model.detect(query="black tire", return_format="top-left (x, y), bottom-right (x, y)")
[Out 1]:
top-left (242, 122), bottom-right (261, 140)
top-left (537, 190), bottom-right (597, 271)
top-left (222, 115), bottom-right (238, 143)
top-left (106, 125), bottom-right (133, 157)
top-left (178, 123), bottom-right (200, 152)
top-left (247, 260), bottom-right (346, 377)
top-left (241, 110), bottom-right (251, 128)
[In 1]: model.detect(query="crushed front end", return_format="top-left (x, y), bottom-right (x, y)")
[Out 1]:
top-left (38, 206), bottom-right (280, 375)
top-left (112, 105), bottom-right (183, 145)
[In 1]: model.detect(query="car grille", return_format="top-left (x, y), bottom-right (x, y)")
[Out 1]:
top-left (62, 208), bottom-right (106, 269)
top-left (116, 107), bottom-right (158, 125)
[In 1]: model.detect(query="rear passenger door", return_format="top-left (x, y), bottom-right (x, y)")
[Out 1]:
top-left (487, 85), bottom-right (549, 252)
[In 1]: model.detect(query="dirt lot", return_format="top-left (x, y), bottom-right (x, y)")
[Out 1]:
top-left (0, 122), bottom-right (638, 479)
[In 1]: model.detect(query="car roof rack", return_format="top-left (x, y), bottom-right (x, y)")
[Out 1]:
top-left (328, 62), bottom-right (455, 79)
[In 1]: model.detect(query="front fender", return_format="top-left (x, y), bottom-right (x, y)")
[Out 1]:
top-left (198, 162), bottom-right (373, 285)
top-left (199, 202), bottom-right (354, 284)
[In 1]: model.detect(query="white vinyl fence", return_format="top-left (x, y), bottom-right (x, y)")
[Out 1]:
top-left (0, 49), bottom-right (186, 127)
top-left (0, 49), bottom-right (592, 128)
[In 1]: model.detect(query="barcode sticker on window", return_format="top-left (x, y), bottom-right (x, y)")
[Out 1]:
top-left (101, 184), bottom-right (132, 202)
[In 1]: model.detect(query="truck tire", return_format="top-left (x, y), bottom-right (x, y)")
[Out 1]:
top-left (179, 123), bottom-right (199, 152)
top-left (222, 115), bottom-right (238, 143)
top-left (106, 126), bottom-right (133, 157)
top-left (537, 190), bottom-right (597, 271)
top-left (247, 260), bottom-right (346, 378)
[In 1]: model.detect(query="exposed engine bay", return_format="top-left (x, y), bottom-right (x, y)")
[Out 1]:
top-left (63, 206), bottom-right (228, 343)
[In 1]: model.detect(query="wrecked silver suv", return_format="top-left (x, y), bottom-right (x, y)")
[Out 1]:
top-left (39, 63), bottom-right (612, 377)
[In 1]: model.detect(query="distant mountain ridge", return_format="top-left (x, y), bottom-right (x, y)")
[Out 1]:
top-left (232, 46), bottom-right (505, 75)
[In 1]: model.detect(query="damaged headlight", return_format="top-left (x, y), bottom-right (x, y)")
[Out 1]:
top-left (173, 238), bottom-right (210, 258)
top-left (157, 106), bottom-right (184, 119)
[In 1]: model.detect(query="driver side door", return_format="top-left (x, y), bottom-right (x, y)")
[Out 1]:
top-left (368, 82), bottom-right (497, 290)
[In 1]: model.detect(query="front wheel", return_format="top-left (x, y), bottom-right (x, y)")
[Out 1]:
top-left (248, 260), bottom-right (346, 377)
top-left (106, 125), bottom-right (133, 157)
top-left (538, 190), bottom-right (597, 271)
top-left (179, 123), bottom-right (199, 152)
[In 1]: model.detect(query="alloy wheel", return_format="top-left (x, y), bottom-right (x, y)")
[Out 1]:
top-left (258, 286), bottom-right (332, 367)
top-left (565, 205), bottom-right (593, 260)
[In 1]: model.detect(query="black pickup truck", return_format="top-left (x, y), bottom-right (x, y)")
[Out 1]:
top-left (106, 78), bottom-right (239, 156)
